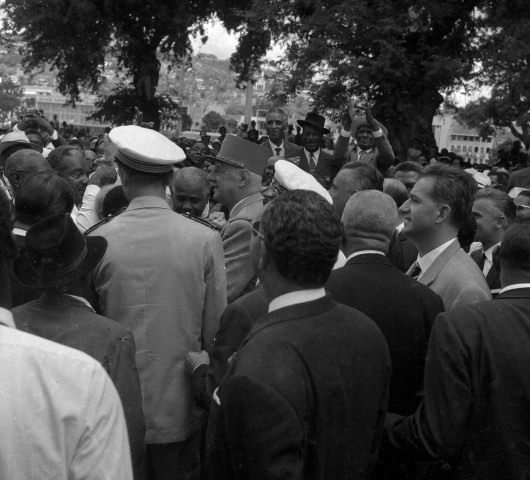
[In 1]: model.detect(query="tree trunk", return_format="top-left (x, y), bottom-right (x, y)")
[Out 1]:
top-left (378, 88), bottom-right (444, 162)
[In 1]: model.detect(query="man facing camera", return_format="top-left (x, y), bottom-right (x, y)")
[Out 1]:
top-left (208, 190), bottom-right (391, 480)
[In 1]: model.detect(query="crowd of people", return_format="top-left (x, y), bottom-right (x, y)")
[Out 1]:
top-left (0, 103), bottom-right (529, 480)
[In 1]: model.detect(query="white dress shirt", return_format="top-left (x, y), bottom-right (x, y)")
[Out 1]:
top-left (268, 288), bottom-right (326, 313)
top-left (416, 237), bottom-right (457, 280)
top-left (482, 242), bottom-right (501, 277)
top-left (269, 140), bottom-right (285, 156)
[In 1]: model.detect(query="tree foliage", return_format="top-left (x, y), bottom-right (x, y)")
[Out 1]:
top-left (202, 111), bottom-right (225, 132)
top-left (0, 78), bottom-right (23, 123)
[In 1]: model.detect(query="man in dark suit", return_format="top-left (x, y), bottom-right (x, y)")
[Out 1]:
top-left (263, 107), bottom-right (302, 159)
top-left (208, 190), bottom-right (390, 480)
top-left (297, 112), bottom-right (341, 187)
top-left (327, 190), bottom-right (444, 480)
top-left (12, 213), bottom-right (146, 480)
top-left (470, 188), bottom-right (516, 297)
top-left (386, 223), bottom-right (530, 479)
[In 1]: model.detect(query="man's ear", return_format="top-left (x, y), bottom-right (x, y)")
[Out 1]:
top-left (238, 169), bottom-right (251, 187)
top-left (435, 204), bottom-right (451, 224)
top-left (496, 214), bottom-right (508, 230)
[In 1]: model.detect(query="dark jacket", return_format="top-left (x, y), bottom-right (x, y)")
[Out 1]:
top-left (470, 247), bottom-right (501, 297)
top-left (13, 293), bottom-right (146, 480)
top-left (386, 288), bottom-right (530, 480)
top-left (387, 229), bottom-right (418, 273)
top-left (298, 149), bottom-right (342, 188)
top-left (207, 294), bottom-right (391, 480)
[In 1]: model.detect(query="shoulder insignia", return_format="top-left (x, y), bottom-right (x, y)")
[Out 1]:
top-left (179, 212), bottom-right (219, 231)
top-left (83, 214), bottom-right (118, 235)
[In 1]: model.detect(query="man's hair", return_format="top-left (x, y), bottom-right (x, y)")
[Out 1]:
top-left (4, 150), bottom-right (47, 178)
top-left (500, 223), bottom-right (530, 270)
top-left (383, 178), bottom-right (408, 208)
top-left (393, 161), bottom-right (422, 175)
top-left (474, 188), bottom-right (516, 223)
top-left (342, 191), bottom-right (397, 243)
top-left (47, 145), bottom-right (80, 172)
top-left (265, 107), bottom-right (288, 124)
top-left (173, 166), bottom-right (208, 190)
top-left (102, 185), bottom-right (129, 217)
top-left (261, 190), bottom-right (342, 287)
top-left (339, 162), bottom-right (384, 191)
top-left (15, 173), bottom-right (74, 226)
top-left (420, 164), bottom-right (477, 229)
top-left (488, 170), bottom-right (509, 186)
top-left (116, 159), bottom-right (172, 188)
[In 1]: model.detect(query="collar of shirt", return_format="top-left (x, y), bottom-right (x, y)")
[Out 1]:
top-left (127, 195), bottom-right (172, 211)
top-left (395, 222), bottom-right (404, 233)
top-left (0, 307), bottom-right (15, 328)
top-left (483, 242), bottom-right (501, 264)
top-left (499, 283), bottom-right (530, 294)
top-left (269, 140), bottom-right (284, 155)
top-left (70, 204), bottom-right (79, 221)
top-left (2, 174), bottom-right (12, 189)
top-left (268, 288), bottom-right (326, 313)
top-left (345, 250), bottom-right (385, 263)
top-left (417, 237), bottom-right (457, 276)
top-left (63, 295), bottom-right (95, 312)
top-left (304, 148), bottom-right (320, 163)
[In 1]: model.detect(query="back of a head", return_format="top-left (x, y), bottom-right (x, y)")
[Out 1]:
top-left (173, 166), bottom-right (208, 191)
top-left (261, 190), bottom-right (342, 288)
top-left (339, 162), bottom-right (384, 191)
top-left (5, 150), bottom-right (49, 178)
top-left (500, 223), bottom-right (530, 271)
top-left (15, 173), bottom-right (75, 226)
top-left (47, 145), bottom-right (79, 172)
top-left (383, 178), bottom-right (409, 208)
top-left (102, 186), bottom-right (129, 218)
top-left (342, 191), bottom-right (397, 244)
top-left (420, 164), bottom-right (477, 229)
top-left (393, 161), bottom-right (422, 176)
top-left (474, 188), bottom-right (516, 224)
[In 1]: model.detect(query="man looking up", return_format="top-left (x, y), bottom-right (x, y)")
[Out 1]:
top-left (471, 188), bottom-right (516, 296)
top-left (399, 164), bottom-right (490, 309)
top-left (208, 190), bottom-right (391, 480)
top-left (263, 107), bottom-right (301, 158)
top-left (207, 135), bottom-right (269, 303)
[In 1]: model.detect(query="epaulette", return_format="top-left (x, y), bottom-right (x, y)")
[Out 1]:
top-left (83, 214), bottom-right (118, 235)
top-left (179, 212), bottom-right (219, 231)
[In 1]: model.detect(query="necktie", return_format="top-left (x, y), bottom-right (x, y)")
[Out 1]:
top-left (309, 153), bottom-right (316, 172)
top-left (275, 147), bottom-right (281, 155)
top-left (409, 262), bottom-right (422, 280)
top-left (478, 252), bottom-right (486, 272)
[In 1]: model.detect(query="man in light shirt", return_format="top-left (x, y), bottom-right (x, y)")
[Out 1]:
top-left (400, 164), bottom-right (490, 309)
top-left (470, 188), bottom-right (516, 297)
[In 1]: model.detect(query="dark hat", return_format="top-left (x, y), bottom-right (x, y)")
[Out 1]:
top-left (206, 134), bottom-right (270, 175)
top-left (297, 112), bottom-right (330, 134)
top-left (14, 214), bottom-right (107, 288)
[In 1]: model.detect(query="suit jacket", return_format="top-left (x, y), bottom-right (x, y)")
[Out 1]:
top-left (264, 140), bottom-right (302, 159)
top-left (333, 133), bottom-right (394, 173)
top-left (208, 294), bottom-right (391, 480)
top-left (506, 166), bottom-right (530, 191)
top-left (386, 288), bottom-right (530, 480)
top-left (297, 149), bottom-right (341, 188)
top-left (222, 192), bottom-right (264, 303)
top-left (89, 195), bottom-right (227, 443)
top-left (407, 239), bottom-right (491, 310)
top-left (470, 247), bottom-right (501, 297)
top-left (13, 293), bottom-right (146, 480)
top-left (387, 229), bottom-right (418, 273)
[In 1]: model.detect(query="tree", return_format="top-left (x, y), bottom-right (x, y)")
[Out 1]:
top-left (202, 111), bottom-right (225, 132)
top-left (2, 0), bottom-right (215, 129)
top-left (0, 78), bottom-right (23, 124)
top-left (219, 0), bottom-right (526, 157)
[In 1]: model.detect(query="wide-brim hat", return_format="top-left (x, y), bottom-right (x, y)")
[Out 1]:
top-left (297, 112), bottom-right (330, 134)
top-left (0, 130), bottom-right (43, 157)
top-left (14, 213), bottom-right (107, 288)
top-left (351, 115), bottom-right (388, 137)
top-left (206, 134), bottom-right (270, 175)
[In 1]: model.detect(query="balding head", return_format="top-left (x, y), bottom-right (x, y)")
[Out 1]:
top-left (172, 167), bottom-right (209, 217)
top-left (4, 150), bottom-right (52, 194)
top-left (342, 190), bottom-right (397, 255)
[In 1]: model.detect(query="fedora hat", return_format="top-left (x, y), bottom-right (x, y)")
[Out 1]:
top-left (14, 214), bottom-right (107, 288)
top-left (206, 134), bottom-right (270, 175)
top-left (297, 112), bottom-right (330, 134)
top-left (351, 115), bottom-right (388, 137)
top-left (0, 130), bottom-right (43, 157)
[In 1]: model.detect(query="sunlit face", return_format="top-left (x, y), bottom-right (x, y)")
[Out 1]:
top-left (356, 126), bottom-right (375, 150)
top-left (301, 125), bottom-right (323, 153)
top-left (265, 112), bottom-right (286, 143)
top-left (207, 161), bottom-right (241, 209)
top-left (472, 198), bottom-right (501, 246)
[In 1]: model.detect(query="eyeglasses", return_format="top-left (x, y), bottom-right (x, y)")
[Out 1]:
top-left (251, 220), bottom-right (265, 241)
top-left (516, 204), bottom-right (530, 212)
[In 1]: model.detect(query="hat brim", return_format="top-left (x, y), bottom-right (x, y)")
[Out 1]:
top-left (205, 154), bottom-right (244, 169)
top-left (0, 140), bottom-right (43, 157)
top-left (14, 236), bottom-right (107, 288)
top-left (296, 120), bottom-right (330, 134)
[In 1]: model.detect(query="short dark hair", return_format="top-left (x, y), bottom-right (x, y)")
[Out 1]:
top-left (47, 145), bottom-right (80, 172)
top-left (102, 186), bottom-right (129, 217)
top-left (339, 162), bottom-right (384, 191)
top-left (421, 164), bottom-right (477, 229)
top-left (261, 190), bottom-right (342, 287)
top-left (488, 170), bottom-right (509, 186)
top-left (500, 224), bottom-right (530, 270)
top-left (393, 161), bottom-right (422, 175)
top-left (15, 173), bottom-right (74, 226)
top-left (474, 188), bottom-right (516, 223)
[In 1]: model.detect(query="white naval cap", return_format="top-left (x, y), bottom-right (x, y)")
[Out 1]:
top-left (109, 125), bottom-right (186, 173)
top-left (273, 160), bottom-right (333, 204)
top-left (465, 168), bottom-right (491, 189)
